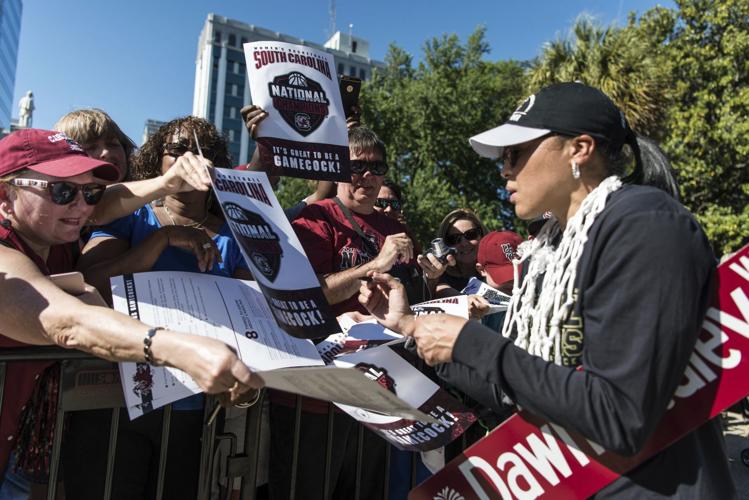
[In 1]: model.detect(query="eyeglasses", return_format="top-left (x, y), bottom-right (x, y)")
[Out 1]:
top-left (374, 198), bottom-right (402, 211)
top-left (350, 160), bottom-right (389, 176)
top-left (444, 227), bottom-right (482, 246)
top-left (11, 178), bottom-right (106, 205)
top-left (164, 142), bottom-right (217, 161)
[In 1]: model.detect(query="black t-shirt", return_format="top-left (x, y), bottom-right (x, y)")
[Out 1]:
top-left (444, 185), bottom-right (734, 498)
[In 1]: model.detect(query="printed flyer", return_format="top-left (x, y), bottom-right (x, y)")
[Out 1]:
top-left (212, 167), bottom-right (340, 338)
top-left (245, 41), bottom-right (350, 182)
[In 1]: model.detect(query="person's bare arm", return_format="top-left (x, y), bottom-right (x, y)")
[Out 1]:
top-left (79, 228), bottom-right (220, 300)
top-left (89, 153), bottom-right (213, 226)
top-left (0, 246), bottom-right (257, 395)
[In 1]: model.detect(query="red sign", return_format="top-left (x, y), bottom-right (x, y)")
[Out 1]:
top-left (411, 244), bottom-right (749, 500)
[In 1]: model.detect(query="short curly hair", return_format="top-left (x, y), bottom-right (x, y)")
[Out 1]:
top-left (130, 116), bottom-right (232, 180)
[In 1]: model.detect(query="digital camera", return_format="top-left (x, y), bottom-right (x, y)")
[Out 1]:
top-left (429, 238), bottom-right (457, 264)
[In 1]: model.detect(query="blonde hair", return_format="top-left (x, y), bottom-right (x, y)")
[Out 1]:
top-left (55, 109), bottom-right (135, 179)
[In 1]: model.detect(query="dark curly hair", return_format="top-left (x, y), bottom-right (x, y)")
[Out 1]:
top-left (130, 116), bottom-right (232, 180)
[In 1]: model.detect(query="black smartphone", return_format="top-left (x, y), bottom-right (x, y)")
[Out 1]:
top-left (339, 75), bottom-right (362, 119)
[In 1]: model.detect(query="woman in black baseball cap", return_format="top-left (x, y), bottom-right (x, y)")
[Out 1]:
top-left (359, 82), bottom-right (732, 497)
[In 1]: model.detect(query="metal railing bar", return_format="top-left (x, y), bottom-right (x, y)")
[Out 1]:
top-left (382, 445), bottom-right (390, 500)
top-left (322, 403), bottom-right (335, 499)
top-left (155, 404), bottom-right (172, 500)
top-left (46, 362), bottom-right (66, 500)
top-left (289, 395), bottom-right (303, 500)
top-left (103, 408), bottom-right (120, 500)
top-left (240, 390), bottom-right (266, 500)
top-left (198, 397), bottom-right (218, 500)
top-left (0, 347), bottom-right (94, 362)
top-left (0, 362), bottom-right (6, 417)
top-left (354, 423), bottom-right (364, 500)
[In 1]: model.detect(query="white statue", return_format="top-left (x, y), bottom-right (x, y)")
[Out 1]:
top-left (18, 91), bottom-right (34, 128)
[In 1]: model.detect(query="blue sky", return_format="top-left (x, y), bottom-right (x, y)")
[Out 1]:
top-left (12, 0), bottom-right (673, 146)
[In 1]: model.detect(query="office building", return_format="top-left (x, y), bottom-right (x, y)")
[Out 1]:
top-left (142, 118), bottom-right (166, 144)
top-left (0, 0), bottom-right (22, 131)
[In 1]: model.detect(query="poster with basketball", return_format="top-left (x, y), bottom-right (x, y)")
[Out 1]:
top-left (244, 41), bottom-right (350, 182)
top-left (212, 167), bottom-right (340, 339)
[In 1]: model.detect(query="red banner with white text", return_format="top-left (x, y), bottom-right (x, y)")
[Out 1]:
top-left (410, 244), bottom-right (749, 500)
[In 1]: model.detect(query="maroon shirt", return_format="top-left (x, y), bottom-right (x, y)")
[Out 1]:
top-left (292, 198), bottom-right (417, 315)
top-left (0, 216), bottom-right (74, 475)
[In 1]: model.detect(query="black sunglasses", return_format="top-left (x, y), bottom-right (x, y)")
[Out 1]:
top-left (164, 142), bottom-right (217, 161)
top-left (502, 133), bottom-right (557, 169)
top-left (11, 178), bottom-right (106, 206)
top-left (375, 198), bottom-right (402, 211)
top-left (444, 227), bottom-right (482, 246)
top-left (350, 160), bottom-right (388, 176)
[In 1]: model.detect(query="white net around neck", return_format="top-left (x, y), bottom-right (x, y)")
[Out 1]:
top-left (501, 175), bottom-right (623, 363)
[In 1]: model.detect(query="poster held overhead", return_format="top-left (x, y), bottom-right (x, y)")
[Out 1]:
top-left (245, 41), bottom-right (351, 182)
top-left (212, 167), bottom-right (340, 338)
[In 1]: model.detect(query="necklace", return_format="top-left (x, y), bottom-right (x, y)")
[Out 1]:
top-left (162, 203), bottom-right (209, 229)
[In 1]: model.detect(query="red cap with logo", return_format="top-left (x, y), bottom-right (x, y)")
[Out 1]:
top-left (0, 129), bottom-right (121, 181)
top-left (477, 230), bottom-right (523, 286)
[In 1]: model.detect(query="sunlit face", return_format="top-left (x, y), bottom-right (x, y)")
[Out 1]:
top-left (374, 185), bottom-right (401, 220)
top-left (446, 218), bottom-right (482, 265)
top-left (338, 148), bottom-right (385, 211)
top-left (502, 135), bottom-right (569, 220)
top-left (84, 137), bottom-right (127, 180)
top-left (5, 171), bottom-right (98, 246)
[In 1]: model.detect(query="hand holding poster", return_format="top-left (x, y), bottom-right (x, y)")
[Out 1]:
top-left (245, 41), bottom-right (350, 182)
top-left (212, 167), bottom-right (339, 338)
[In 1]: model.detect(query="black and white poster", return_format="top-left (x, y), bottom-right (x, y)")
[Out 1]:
top-left (212, 167), bottom-right (339, 338)
top-left (245, 41), bottom-right (350, 182)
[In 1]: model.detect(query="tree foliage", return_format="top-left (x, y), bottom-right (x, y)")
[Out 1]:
top-left (360, 27), bottom-right (526, 246)
top-left (662, 0), bottom-right (749, 254)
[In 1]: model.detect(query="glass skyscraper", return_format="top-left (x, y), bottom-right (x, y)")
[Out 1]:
top-left (0, 0), bottom-right (22, 130)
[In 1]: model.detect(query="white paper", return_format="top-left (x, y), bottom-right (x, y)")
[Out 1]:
top-left (112, 272), bottom-right (324, 419)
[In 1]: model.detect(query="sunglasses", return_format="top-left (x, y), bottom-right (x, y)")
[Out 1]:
top-left (374, 198), bottom-right (402, 211)
top-left (164, 143), bottom-right (217, 161)
top-left (350, 160), bottom-right (389, 176)
top-left (444, 227), bottom-right (482, 246)
top-left (11, 178), bottom-right (106, 206)
top-left (502, 133), bottom-right (557, 169)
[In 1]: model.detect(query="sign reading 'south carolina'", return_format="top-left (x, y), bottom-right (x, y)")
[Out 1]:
top-left (245, 41), bottom-right (351, 182)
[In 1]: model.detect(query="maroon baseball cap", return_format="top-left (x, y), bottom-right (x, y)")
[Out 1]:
top-left (0, 128), bottom-right (121, 182)
top-left (477, 231), bottom-right (523, 286)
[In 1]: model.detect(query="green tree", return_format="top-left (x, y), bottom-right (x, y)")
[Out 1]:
top-left (361, 27), bottom-right (527, 245)
top-left (527, 14), bottom-right (673, 137)
top-left (662, 0), bottom-right (749, 254)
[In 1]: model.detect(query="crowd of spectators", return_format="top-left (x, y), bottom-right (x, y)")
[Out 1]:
top-left (0, 80), bottom-right (738, 499)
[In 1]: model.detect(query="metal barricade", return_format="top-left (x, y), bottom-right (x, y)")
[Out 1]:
top-left (0, 347), bottom-right (419, 500)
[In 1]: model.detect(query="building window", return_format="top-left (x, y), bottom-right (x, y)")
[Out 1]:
top-left (359, 69), bottom-right (366, 80)
top-left (233, 61), bottom-right (240, 74)
top-left (229, 34), bottom-right (236, 47)
top-left (232, 84), bottom-right (238, 96)
top-left (228, 129), bottom-right (235, 142)
top-left (352, 41), bottom-right (358, 53)
top-left (338, 63), bottom-right (344, 76)
top-left (229, 107), bottom-right (236, 119)
top-left (214, 31), bottom-right (222, 44)
top-left (350, 66), bottom-right (357, 76)
top-left (241, 37), bottom-right (248, 46)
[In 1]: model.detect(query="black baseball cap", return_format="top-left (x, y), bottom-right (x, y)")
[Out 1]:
top-left (469, 82), bottom-right (629, 159)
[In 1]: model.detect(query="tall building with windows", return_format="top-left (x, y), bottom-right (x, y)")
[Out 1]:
top-left (142, 118), bottom-right (166, 144)
top-left (192, 14), bottom-right (384, 166)
top-left (0, 0), bottom-right (22, 131)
